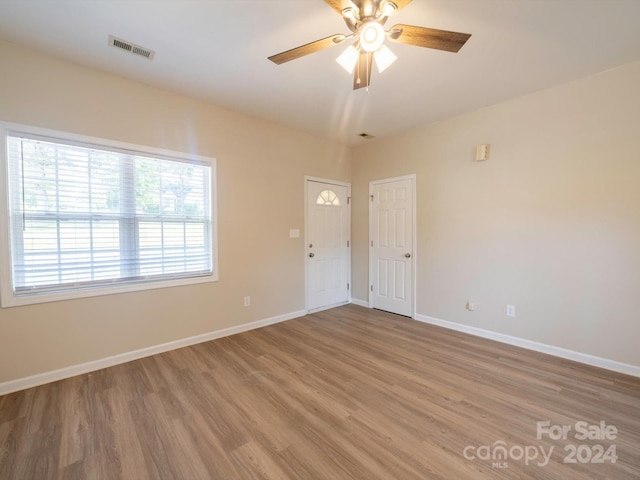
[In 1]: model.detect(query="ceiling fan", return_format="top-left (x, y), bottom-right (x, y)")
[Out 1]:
top-left (268, 0), bottom-right (471, 90)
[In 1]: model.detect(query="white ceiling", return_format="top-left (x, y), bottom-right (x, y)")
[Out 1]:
top-left (1, 0), bottom-right (640, 146)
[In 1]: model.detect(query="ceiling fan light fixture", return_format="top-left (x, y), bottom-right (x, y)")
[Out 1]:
top-left (342, 7), bottom-right (358, 23)
top-left (379, 1), bottom-right (397, 19)
top-left (359, 21), bottom-right (385, 52)
top-left (374, 44), bottom-right (397, 73)
top-left (336, 45), bottom-right (359, 73)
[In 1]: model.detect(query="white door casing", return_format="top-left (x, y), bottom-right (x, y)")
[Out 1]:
top-left (305, 178), bottom-right (350, 312)
top-left (369, 176), bottom-right (415, 317)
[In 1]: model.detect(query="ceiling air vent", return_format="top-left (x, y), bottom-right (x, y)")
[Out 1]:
top-left (108, 35), bottom-right (155, 60)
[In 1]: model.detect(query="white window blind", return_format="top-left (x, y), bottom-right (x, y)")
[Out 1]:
top-left (2, 129), bottom-right (215, 303)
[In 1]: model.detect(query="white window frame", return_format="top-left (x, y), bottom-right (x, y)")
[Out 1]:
top-left (0, 122), bottom-right (219, 307)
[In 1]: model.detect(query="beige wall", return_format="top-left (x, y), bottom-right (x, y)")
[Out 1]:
top-left (0, 41), bottom-right (351, 383)
top-left (2, 38), bottom-right (638, 386)
top-left (352, 60), bottom-right (640, 367)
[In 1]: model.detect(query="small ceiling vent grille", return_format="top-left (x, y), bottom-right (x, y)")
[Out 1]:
top-left (108, 35), bottom-right (155, 60)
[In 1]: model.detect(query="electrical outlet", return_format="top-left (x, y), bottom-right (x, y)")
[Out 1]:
top-left (243, 296), bottom-right (251, 307)
top-left (466, 300), bottom-right (476, 311)
top-left (506, 304), bottom-right (516, 318)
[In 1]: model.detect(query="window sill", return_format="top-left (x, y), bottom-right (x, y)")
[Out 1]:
top-left (0, 273), bottom-right (218, 308)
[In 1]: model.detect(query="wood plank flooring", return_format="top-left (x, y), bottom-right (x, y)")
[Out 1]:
top-left (1, 304), bottom-right (639, 479)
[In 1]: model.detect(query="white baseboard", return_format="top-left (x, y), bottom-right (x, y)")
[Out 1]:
top-left (414, 313), bottom-right (640, 378)
top-left (307, 301), bottom-right (349, 314)
top-left (350, 298), bottom-right (369, 307)
top-left (5, 308), bottom-right (635, 396)
top-left (0, 309), bottom-right (306, 396)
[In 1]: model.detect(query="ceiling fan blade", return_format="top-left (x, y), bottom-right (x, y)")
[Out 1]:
top-left (353, 52), bottom-right (373, 90)
top-left (324, 0), bottom-right (358, 15)
top-left (268, 34), bottom-right (348, 65)
top-left (388, 24), bottom-right (471, 52)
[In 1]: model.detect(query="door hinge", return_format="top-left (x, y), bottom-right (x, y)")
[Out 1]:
top-left (370, 194), bottom-right (374, 202)
top-left (347, 283), bottom-right (350, 290)
top-left (370, 285), bottom-right (373, 292)
top-left (347, 240), bottom-right (350, 247)
top-left (347, 196), bottom-right (351, 205)
top-left (371, 241), bottom-right (374, 247)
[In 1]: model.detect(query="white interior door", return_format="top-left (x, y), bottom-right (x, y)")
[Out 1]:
top-left (370, 176), bottom-right (415, 317)
top-left (306, 180), bottom-right (350, 311)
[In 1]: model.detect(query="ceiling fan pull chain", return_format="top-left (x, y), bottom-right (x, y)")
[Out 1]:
top-left (366, 56), bottom-right (370, 93)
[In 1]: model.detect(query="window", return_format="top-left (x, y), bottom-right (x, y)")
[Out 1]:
top-left (316, 189), bottom-right (341, 206)
top-left (0, 124), bottom-right (218, 307)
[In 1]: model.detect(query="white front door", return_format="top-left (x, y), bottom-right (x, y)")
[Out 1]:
top-left (306, 180), bottom-right (350, 312)
top-left (370, 176), bottom-right (415, 317)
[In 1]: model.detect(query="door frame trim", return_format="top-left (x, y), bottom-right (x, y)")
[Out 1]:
top-left (304, 176), bottom-right (352, 313)
top-left (368, 174), bottom-right (417, 318)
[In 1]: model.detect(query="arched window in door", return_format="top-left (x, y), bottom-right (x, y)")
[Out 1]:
top-left (316, 189), bottom-right (341, 206)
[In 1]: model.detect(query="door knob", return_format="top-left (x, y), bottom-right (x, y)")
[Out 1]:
top-left (405, 253), bottom-right (411, 258)
top-left (309, 253), bottom-right (315, 258)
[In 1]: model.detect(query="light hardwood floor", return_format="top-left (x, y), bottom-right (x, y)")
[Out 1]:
top-left (1, 304), bottom-right (639, 479)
